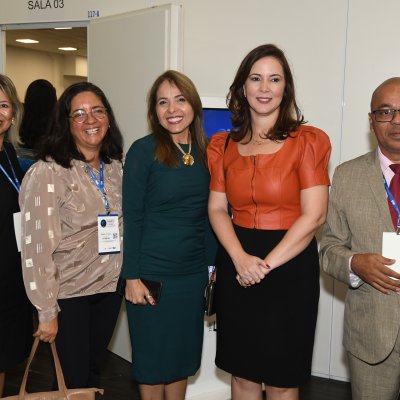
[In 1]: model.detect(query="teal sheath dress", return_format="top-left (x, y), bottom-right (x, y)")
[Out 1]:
top-left (122, 134), bottom-right (214, 384)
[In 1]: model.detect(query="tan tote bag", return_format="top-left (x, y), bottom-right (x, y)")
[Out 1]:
top-left (3, 337), bottom-right (104, 399)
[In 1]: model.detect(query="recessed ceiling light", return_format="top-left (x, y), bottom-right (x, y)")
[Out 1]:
top-left (58, 47), bottom-right (78, 51)
top-left (16, 39), bottom-right (39, 44)
top-left (54, 27), bottom-right (72, 30)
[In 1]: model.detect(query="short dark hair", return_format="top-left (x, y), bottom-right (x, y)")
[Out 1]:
top-left (228, 44), bottom-right (305, 142)
top-left (38, 82), bottom-right (123, 168)
top-left (147, 70), bottom-right (208, 168)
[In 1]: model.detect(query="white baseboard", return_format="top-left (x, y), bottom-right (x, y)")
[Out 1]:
top-left (312, 371), bottom-right (350, 382)
top-left (186, 387), bottom-right (231, 400)
top-left (327, 375), bottom-right (350, 382)
top-left (186, 374), bottom-right (350, 400)
top-left (311, 371), bottom-right (330, 379)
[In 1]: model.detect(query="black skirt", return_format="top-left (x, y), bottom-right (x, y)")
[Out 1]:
top-left (215, 225), bottom-right (320, 387)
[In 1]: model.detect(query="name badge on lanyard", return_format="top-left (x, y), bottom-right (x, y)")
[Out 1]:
top-left (86, 161), bottom-right (121, 254)
top-left (382, 175), bottom-right (400, 279)
top-left (98, 214), bottom-right (121, 254)
top-left (382, 232), bottom-right (400, 276)
top-left (0, 148), bottom-right (21, 251)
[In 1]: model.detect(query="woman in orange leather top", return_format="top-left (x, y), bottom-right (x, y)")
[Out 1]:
top-left (207, 44), bottom-right (331, 400)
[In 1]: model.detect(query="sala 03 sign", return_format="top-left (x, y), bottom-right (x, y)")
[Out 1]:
top-left (28, 0), bottom-right (64, 9)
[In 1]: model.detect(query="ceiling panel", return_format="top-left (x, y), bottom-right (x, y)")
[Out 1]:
top-left (5, 27), bottom-right (87, 57)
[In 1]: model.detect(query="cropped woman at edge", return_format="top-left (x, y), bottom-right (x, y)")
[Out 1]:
top-left (207, 44), bottom-right (331, 400)
top-left (123, 70), bottom-right (215, 400)
top-left (0, 74), bottom-right (33, 397)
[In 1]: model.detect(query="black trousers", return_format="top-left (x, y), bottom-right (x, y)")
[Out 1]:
top-left (55, 291), bottom-right (121, 389)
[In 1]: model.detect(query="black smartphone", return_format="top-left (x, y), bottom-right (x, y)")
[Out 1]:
top-left (141, 279), bottom-right (162, 303)
top-left (116, 277), bottom-right (126, 297)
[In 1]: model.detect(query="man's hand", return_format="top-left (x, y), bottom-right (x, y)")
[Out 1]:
top-left (351, 253), bottom-right (400, 294)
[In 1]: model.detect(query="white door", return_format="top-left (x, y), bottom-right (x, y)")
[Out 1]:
top-left (88, 4), bottom-right (182, 361)
top-left (88, 4), bottom-right (182, 152)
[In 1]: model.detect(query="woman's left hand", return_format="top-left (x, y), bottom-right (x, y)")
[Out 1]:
top-left (125, 279), bottom-right (156, 305)
top-left (233, 251), bottom-right (270, 287)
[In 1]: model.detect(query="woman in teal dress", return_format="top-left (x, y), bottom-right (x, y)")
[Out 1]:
top-left (122, 70), bottom-right (214, 400)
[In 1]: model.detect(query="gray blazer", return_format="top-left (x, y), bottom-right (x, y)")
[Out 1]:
top-left (320, 149), bottom-right (400, 364)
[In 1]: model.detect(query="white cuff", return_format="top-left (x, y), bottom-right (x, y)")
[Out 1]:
top-left (349, 255), bottom-right (363, 288)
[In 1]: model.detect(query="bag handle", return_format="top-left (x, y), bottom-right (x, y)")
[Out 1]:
top-left (18, 337), bottom-right (68, 399)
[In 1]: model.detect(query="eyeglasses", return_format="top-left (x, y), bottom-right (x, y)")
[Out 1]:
top-left (69, 107), bottom-right (108, 123)
top-left (371, 109), bottom-right (400, 123)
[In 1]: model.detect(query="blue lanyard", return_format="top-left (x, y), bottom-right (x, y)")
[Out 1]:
top-left (0, 147), bottom-right (20, 193)
top-left (383, 175), bottom-right (400, 233)
top-left (86, 160), bottom-right (110, 213)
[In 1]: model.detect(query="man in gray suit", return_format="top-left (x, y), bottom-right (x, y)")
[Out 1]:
top-left (320, 77), bottom-right (400, 400)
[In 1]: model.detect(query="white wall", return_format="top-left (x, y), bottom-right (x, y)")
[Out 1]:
top-left (342, 0), bottom-right (400, 163)
top-left (6, 46), bottom-right (61, 97)
top-left (2, 0), bottom-right (400, 397)
top-left (6, 45), bottom-right (87, 98)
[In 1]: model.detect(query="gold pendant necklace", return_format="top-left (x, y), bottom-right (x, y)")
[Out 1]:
top-left (175, 141), bottom-right (194, 166)
top-left (252, 134), bottom-right (269, 145)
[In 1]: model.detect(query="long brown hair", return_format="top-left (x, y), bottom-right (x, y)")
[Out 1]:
top-left (228, 44), bottom-right (305, 142)
top-left (147, 70), bottom-right (208, 168)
